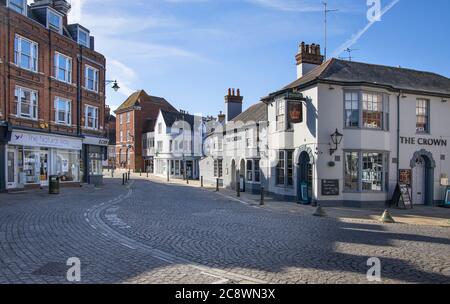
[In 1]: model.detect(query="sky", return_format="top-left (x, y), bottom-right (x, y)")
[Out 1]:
top-left (57, 0), bottom-right (450, 116)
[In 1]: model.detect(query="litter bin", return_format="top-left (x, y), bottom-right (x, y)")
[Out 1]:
top-left (49, 175), bottom-right (60, 194)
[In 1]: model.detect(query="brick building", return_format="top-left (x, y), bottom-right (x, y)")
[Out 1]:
top-left (114, 90), bottom-right (177, 172)
top-left (0, 0), bottom-right (108, 191)
top-left (104, 105), bottom-right (116, 168)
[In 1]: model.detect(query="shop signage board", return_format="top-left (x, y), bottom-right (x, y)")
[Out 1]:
top-left (321, 179), bottom-right (339, 196)
top-left (10, 131), bottom-right (82, 150)
top-left (83, 136), bottom-right (109, 146)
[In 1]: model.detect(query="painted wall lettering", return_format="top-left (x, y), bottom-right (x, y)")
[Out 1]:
top-left (400, 136), bottom-right (447, 147)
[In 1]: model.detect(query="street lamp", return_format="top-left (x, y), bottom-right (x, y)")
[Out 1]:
top-left (329, 129), bottom-right (343, 155)
top-left (106, 80), bottom-right (120, 92)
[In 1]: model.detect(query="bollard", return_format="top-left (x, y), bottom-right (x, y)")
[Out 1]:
top-left (111, 170), bottom-right (114, 178)
top-left (201, 176), bottom-right (203, 188)
top-left (139, 169), bottom-right (142, 177)
top-left (260, 187), bottom-right (265, 206)
top-left (128, 172), bottom-right (131, 181)
top-left (147, 171), bottom-right (149, 178)
top-left (236, 182), bottom-right (240, 197)
top-left (216, 178), bottom-right (219, 192)
top-left (122, 173), bottom-right (125, 185)
top-left (186, 177), bottom-right (189, 184)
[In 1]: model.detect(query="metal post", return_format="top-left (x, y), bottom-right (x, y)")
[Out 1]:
top-left (260, 187), bottom-right (265, 206)
top-left (111, 169), bottom-right (114, 178)
top-left (122, 173), bottom-right (125, 185)
top-left (201, 176), bottom-right (203, 187)
top-left (147, 171), bottom-right (149, 178)
top-left (216, 178), bottom-right (219, 192)
top-left (139, 169), bottom-right (141, 176)
top-left (128, 171), bottom-right (130, 181)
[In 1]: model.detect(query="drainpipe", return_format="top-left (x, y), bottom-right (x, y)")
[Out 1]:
top-left (396, 91), bottom-right (401, 183)
top-left (76, 47), bottom-right (82, 136)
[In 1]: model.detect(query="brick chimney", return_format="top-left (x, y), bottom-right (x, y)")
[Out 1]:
top-left (224, 88), bottom-right (243, 122)
top-left (296, 42), bottom-right (324, 79)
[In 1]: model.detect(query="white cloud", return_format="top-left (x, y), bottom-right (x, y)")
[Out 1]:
top-left (247, 0), bottom-right (323, 12)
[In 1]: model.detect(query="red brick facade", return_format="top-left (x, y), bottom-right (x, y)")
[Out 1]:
top-left (115, 90), bottom-right (177, 171)
top-left (0, 5), bottom-right (106, 138)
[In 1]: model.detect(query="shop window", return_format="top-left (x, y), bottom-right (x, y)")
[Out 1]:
top-left (276, 151), bottom-right (285, 185)
top-left (54, 150), bottom-right (80, 182)
top-left (214, 159), bottom-right (223, 177)
top-left (89, 152), bottom-right (103, 175)
top-left (246, 160), bottom-right (253, 181)
top-left (55, 97), bottom-right (71, 125)
top-left (344, 151), bottom-right (387, 192)
top-left (254, 160), bottom-right (260, 183)
top-left (15, 87), bottom-right (38, 120)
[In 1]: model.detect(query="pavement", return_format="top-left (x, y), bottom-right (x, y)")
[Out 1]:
top-left (0, 171), bottom-right (449, 284)
top-left (141, 172), bottom-right (450, 228)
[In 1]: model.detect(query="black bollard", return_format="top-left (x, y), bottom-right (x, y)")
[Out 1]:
top-left (139, 169), bottom-right (142, 177)
top-left (236, 182), bottom-right (240, 197)
top-left (260, 187), bottom-right (265, 206)
top-left (122, 173), bottom-right (125, 185)
top-left (201, 176), bottom-right (203, 187)
top-left (216, 178), bottom-right (219, 192)
top-left (128, 172), bottom-right (131, 180)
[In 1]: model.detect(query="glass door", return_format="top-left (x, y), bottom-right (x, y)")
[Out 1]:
top-left (6, 147), bottom-right (17, 189)
top-left (39, 150), bottom-right (49, 187)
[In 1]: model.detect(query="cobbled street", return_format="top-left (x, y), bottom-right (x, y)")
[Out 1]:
top-left (0, 177), bottom-right (449, 284)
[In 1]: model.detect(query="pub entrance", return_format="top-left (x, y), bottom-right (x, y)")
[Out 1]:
top-left (297, 151), bottom-right (313, 204)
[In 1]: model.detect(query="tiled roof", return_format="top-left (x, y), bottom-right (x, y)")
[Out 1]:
top-left (115, 90), bottom-right (176, 113)
top-left (282, 58), bottom-right (450, 96)
top-left (231, 102), bottom-right (267, 124)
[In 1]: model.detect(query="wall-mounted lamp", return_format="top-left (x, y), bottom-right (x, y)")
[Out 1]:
top-left (329, 129), bottom-right (343, 156)
top-left (106, 80), bottom-right (120, 92)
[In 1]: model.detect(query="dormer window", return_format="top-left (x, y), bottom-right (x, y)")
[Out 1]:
top-left (7, 0), bottom-right (27, 16)
top-left (78, 28), bottom-right (90, 48)
top-left (47, 9), bottom-right (63, 34)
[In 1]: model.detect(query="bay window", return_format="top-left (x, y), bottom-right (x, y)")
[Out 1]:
top-left (276, 151), bottom-right (293, 187)
top-left (85, 105), bottom-right (98, 129)
top-left (344, 90), bottom-right (389, 130)
top-left (15, 87), bottom-right (38, 120)
top-left (344, 151), bottom-right (388, 192)
top-left (85, 66), bottom-right (99, 92)
top-left (254, 160), bottom-right (260, 182)
top-left (55, 97), bottom-right (71, 125)
top-left (14, 35), bottom-right (38, 72)
top-left (55, 52), bottom-right (72, 83)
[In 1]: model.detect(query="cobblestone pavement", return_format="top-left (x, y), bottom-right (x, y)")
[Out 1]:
top-left (0, 176), bottom-right (449, 284)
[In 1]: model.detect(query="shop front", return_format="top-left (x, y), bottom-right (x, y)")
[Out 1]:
top-left (5, 130), bottom-right (83, 190)
top-left (82, 136), bottom-right (109, 186)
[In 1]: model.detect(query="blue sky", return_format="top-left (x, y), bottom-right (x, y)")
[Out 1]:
top-left (65, 0), bottom-right (450, 116)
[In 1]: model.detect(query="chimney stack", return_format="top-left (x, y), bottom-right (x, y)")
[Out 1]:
top-left (224, 88), bottom-right (243, 122)
top-left (296, 42), bottom-right (324, 79)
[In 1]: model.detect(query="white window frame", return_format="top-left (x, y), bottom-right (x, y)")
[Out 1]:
top-left (120, 131), bottom-right (123, 142)
top-left (14, 35), bottom-right (38, 72)
top-left (15, 86), bottom-right (38, 120)
top-left (47, 8), bottom-right (63, 34)
top-left (77, 28), bottom-right (90, 48)
top-left (276, 99), bottom-right (286, 131)
top-left (54, 97), bottom-right (72, 126)
top-left (54, 52), bottom-right (72, 83)
top-left (85, 65), bottom-right (99, 92)
top-left (126, 112), bottom-right (131, 123)
top-left (84, 105), bottom-right (99, 129)
top-left (7, 0), bottom-right (27, 16)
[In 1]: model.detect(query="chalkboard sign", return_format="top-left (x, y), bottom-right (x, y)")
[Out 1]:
top-left (445, 186), bottom-right (450, 206)
top-left (392, 183), bottom-right (413, 209)
top-left (399, 184), bottom-right (412, 209)
top-left (321, 179), bottom-right (339, 196)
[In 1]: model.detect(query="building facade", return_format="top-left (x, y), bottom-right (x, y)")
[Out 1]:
top-left (0, 0), bottom-right (108, 191)
top-left (104, 105), bottom-right (116, 168)
top-left (152, 110), bottom-right (203, 180)
top-left (261, 42), bottom-right (450, 206)
top-left (200, 89), bottom-right (268, 193)
top-left (114, 90), bottom-right (177, 172)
